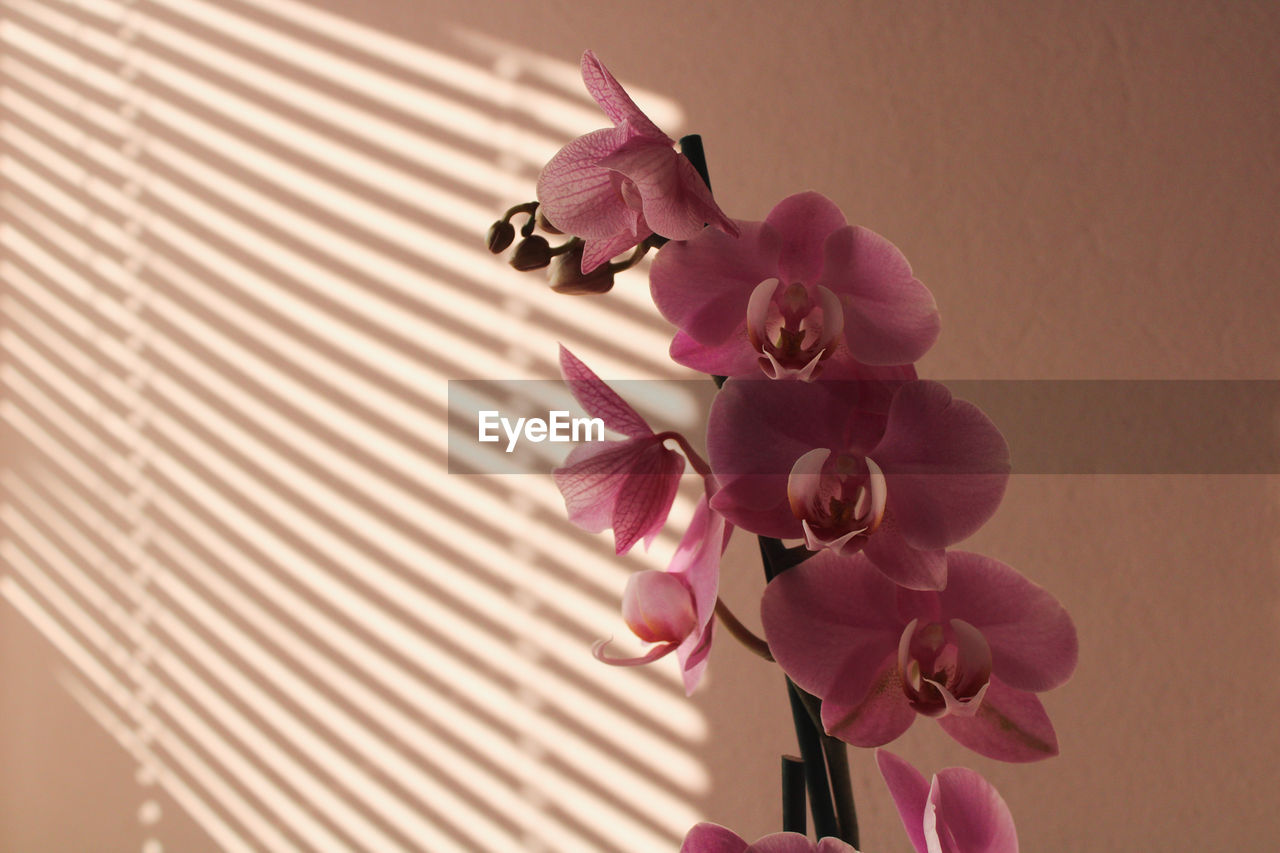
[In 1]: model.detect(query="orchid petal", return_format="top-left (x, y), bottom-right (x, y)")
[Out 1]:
top-left (581, 226), bottom-right (653, 274)
top-left (558, 345), bottom-right (654, 438)
top-left (749, 834), bottom-right (851, 853)
top-left (553, 439), bottom-right (652, 534)
top-left (651, 222), bottom-right (779, 345)
top-left (875, 750), bottom-right (932, 853)
top-left (819, 225), bottom-right (941, 365)
top-left (708, 379), bottom-right (877, 538)
top-left (938, 677), bottom-right (1059, 762)
top-left (872, 381), bottom-right (1010, 549)
top-left (673, 497), bottom-right (731, 694)
top-left (820, 653), bottom-right (916, 747)
top-left (745, 278), bottom-right (781, 350)
top-left (761, 551), bottom-right (903, 709)
top-left (814, 284), bottom-right (846, 351)
top-left (670, 329), bottom-right (764, 378)
top-left (939, 552), bottom-right (1078, 692)
top-left (551, 434), bottom-right (684, 555)
top-left (924, 776), bottom-right (955, 853)
top-left (536, 126), bottom-right (636, 239)
top-left (612, 442), bottom-right (687, 553)
top-left (933, 767), bottom-right (1020, 853)
top-left (764, 191), bottom-right (848, 284)
top-left (680, 823), bottom-right (750, 853)
top-left (600, 139), bottom-right (738, 240)
top-left (860, 513), bottom-right (948, 590)
top-left (580, 50), bottom-right (669, 141)
top-left (786, 447), bottom-right (831, 518)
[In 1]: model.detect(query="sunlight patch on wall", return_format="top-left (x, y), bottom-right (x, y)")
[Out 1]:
top-left (1, 1), bottom-right (708, 850)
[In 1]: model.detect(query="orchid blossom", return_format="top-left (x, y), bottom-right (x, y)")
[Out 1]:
top-left (761, 550), bottom-right (1077, 762)
top-left (876, 751), bottom-right (1019, 853)
top-left (708, 378), bottom-right (1008, 590)
top-left (593, 495), bottom-right (731, 693)
top-left (681, 823), bottom-right (858, 853)
top-left (536, 51), bottom-right (738, 274)
top-left (650, 192), bottom-right (939, 380)
top-left (552, 345), bottom-right (689, 554)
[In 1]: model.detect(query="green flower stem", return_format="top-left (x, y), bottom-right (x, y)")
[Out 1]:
top-left (786, 677), bottom-right (839, 840)
top-left (759, 535), bottom-right (860, 846)
top-left (679, 134), bottom-right (712, 189)
top-left (822, 734), bottom-right (860, 849)
top-left (759, 537), bottom-right (838, 839)
top-left (781, 755), bottom-right (807, 835)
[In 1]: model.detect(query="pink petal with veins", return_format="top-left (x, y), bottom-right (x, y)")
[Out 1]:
top-left (673, 496), bottom-right (732, 694)
top-left (877, 751), bottom-right (1019, 853)
top-left (670, 329), bottom-right (764, 378)
top-left (937, 676), bottom-right (1059, 762)
top-left (651, 222), bottom-right (780, 345)
top-left (860, 512), bottom-right (948, 590)
top-left (763, 191), bottom-right (849, 284)
top-left (760, 550), bottom-right (903, 708)
top-left (580, 50), bottom-right (669, 141)
top-left (930, 767), bottom-right (1019, 853)
top-left (599, 139), bottom-right (739, 240)
top-left (875, 751), bottom-right (932, 853)
top-left (559, 345), bottom-right (653, 438)
top-left (871, 381), bottom-right (1010, 550)
top-left (552, 434), bottom-right (683, 554)
top-left (820, 653), bottom-right (917, 747)
top-left (536, 126), bottom-right (637, 239)
top-left (937, 552), bottom-right (1078, 692)
top-left (818, 225), bottom-right (940, 365)
top-left (680, 824), bottom-right (858, 853)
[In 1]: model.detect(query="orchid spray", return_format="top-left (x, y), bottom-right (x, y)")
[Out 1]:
top-left (487, 51), bottom-right (1077, 852)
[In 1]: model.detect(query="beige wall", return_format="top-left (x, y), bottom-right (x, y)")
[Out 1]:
top-left (3, 1), bottom-right (1277, 850)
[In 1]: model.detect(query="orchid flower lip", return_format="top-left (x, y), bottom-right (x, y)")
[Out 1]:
top-left (592, 637), bottom-right (680, 667)
top-left (897, 616), bottom-right (994, 718)
top-left (786, 448), bottom-right (886, 554)
top-left (744, 278), bottom-right (844, 380)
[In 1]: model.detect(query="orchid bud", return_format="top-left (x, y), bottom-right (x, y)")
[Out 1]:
top-left (509, 235), bottom-right (552, 271)
top-left (486, 220), bottom-right (515, 253)
top-left (549, 242), bottom-right (614, 294)
top-left (621, 571), bottom-right (697, 644)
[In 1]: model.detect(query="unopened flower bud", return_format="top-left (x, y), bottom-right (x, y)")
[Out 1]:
top-left (486, 220), bottom-right (515, 253)
top-left (621, 571), bottom-right (697, 644)
top-left (548, 242), bottom-right (614, 294)
top-left (509, 235), bottom-right (552, 271)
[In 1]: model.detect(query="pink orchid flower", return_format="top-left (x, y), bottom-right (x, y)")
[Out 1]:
top-left (761, 550), bottom-right (1077, 763)
top-left (650, 192), bottom-right (940, 380)
top-left (536, 51), bottom-right (738, 274)
top-left (876, 751), bottom-right (1019, 853)
top-left (552, 345), bottom-right (686, 554)
top-left (708, 378), bottom-right (1008, 590)
top-left (593, 495), bottom-right (731, 694)
top-left (681, 822), bottom-right (858, 853)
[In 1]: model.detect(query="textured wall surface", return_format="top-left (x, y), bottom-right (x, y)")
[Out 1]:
top-left (3, 1), bottom-right (1277, 850)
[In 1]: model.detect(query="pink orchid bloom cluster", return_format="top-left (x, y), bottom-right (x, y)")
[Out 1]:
top-left (489, 49), bottom-right (1079, 852)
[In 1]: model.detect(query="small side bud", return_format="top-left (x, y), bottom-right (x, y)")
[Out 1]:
top-left (486, 220), bottom-right (515, 253)
top-left (510, 236), bottom-right (552, 271)
top-left (549, 242), bottom-right (614, 294)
